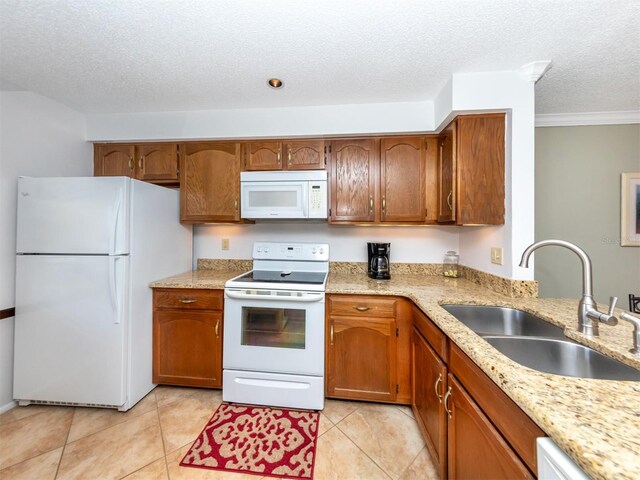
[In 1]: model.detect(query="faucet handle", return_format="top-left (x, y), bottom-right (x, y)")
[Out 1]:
top-left (608, 296), bottom-right (618, 316)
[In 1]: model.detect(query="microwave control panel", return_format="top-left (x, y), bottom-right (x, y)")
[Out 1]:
top-left (308, 182), bottom-right (328, 218)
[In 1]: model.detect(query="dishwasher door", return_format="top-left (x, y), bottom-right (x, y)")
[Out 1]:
top-left (537, 438), bottom-right (590, 480)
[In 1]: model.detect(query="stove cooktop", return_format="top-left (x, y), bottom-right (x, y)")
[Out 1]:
top-left (231, 270), bottom-right (327, 285)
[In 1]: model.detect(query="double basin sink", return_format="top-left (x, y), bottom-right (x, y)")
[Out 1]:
top-left (441, 304), bottom-right (640, 381)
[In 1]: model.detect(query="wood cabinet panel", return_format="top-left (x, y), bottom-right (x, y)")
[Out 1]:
top-left (153, 309), bottom-right (222, 388)
top-left (449, 343), bottom-right (543, 475)
top-left (180, 142), bottom-right (241, 223)
top-left (329, 138), bottom-right (378, 222)
top-left (438, 123), bottom-right (456, 223)
top-left (412, 305), bottom-right (448, 361)
top-left (244, 142), bottom-right (282, 171)
top-left (328, 295), bottom-right (397, 318)
top-left (456, 114), bottom-right (505, 225)
top-left (326, 315), bottom-right (397, 402)
top-left (285, 140), bottom-right (325, 170)
top-left (412, 328), bottom-right (448, 479)
top-left (447, 374), bottom-right (534, 479)
top-left (424, 136), bottom-right (439, 224)
top-left (136, 143), bottom-right (178, 181)
top-left (94, 144), bottom-right (135, 177)
top-left (380, 137), bottom-right (426, 222)
top-left (153, 289), bottom-right (223, 310)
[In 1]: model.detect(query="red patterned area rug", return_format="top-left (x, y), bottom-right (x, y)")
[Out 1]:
top-left (180, 403), bottom-right (320, 479)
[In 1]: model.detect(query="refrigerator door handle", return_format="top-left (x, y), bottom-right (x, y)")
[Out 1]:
top-left (109, 257), bottom-right (122, 324)
top-left (110, 193), bottom-right (122, 255)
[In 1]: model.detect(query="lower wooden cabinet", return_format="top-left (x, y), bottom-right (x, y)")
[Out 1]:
top-left (152, 288), bottom-right (223, 388)
top-left (412, 327), bottom-right (448, 479)
top-left (446, 375), bottom-right (534, 479)
top-left (325, 295), bottom-right (411, 404)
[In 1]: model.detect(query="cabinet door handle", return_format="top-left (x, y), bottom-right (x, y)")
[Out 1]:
top-left (277, 151), bottom-right (281, 165)
top-left (354, 306), bottom-right (370, 312)
top-left (234, 199), bottom-right (238, 210)
top-left (180, 299), bottom-right (197, 304)
top-left (330, 323), bottom-right (334, 345)
top-left (128, 157), bottom-right (134, 171)
top-left (443, 386), bottom-right (453, 418)
top-left (382, 197), bottom-right (386, 213)
top-left (138, 156), bottom-right (144, 171)
top-left (434, 373), bottom-right (443, 403)
top-left (288, 149), bottom-right (292, 166)
top-left (447, 191), bottom-right (453, 211)
top-left (215, 319), bottom-right (220, 337)
top-left (369, 197), bottom-right (373, 212)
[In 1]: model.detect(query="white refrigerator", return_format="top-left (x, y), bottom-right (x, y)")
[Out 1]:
top-left (14, 176), bottom-right (192, 411)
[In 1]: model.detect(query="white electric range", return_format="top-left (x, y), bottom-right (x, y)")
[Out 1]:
top-left (223, 241), bottom-right (329, 410)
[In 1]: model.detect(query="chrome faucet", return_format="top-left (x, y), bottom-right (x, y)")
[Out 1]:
top-left (518, 239), bottom-right (618, 337)
top-left (619, 312), bottom-right (640, 355)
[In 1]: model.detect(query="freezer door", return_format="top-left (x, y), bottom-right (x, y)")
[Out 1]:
top-left (16, 176), bottom-right (130, 255)
top-left (14, 255), bottom-right (129, 407)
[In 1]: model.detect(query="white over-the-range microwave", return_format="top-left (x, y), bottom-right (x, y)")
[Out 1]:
top-left (240, 170), bottom-right (328, 219)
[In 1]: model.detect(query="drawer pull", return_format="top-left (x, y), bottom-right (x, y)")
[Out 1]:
top-left (444, 386), bottom-right (453, 418)
top-left (215, 319), bottom-right (220, 337)
top-left (330, 323), bottom-right (334, 345)
top-left (180, 299), bottom-right (197, 304)
top-left (354, 306), bottom-right (370, 312)
top-left (435, 373), bottom-right (443, 403)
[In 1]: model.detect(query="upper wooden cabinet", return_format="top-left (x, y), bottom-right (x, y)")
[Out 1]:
top-left (438, 114), bottom-right (505, 225)
top-left (94, 143), bottom-right (179, 184)
top-left (329, 136), bottom-right (438, 224)
top-left (179, 142), bottom-right (242, 223)
top-left (328, 138), bottom-right (378, 222)
top-left (243, 140), bottom-right (326, 171)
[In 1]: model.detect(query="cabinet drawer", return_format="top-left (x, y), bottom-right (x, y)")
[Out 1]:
top-left (329, 295), bottom-right (397, 317)
top-left (153, 288), bottom-right (223, 310)
top-left (412, 305), bottom-right (448, 361)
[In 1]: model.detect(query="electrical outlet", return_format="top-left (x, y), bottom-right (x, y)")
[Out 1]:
top-left (491, 247), bottom-right (503, 265)
top-left (221, 238), bottom-right (230, 251)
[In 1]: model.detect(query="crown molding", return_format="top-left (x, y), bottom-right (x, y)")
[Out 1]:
top-left (536, 111), bottom-right (640, 127)
top-left (519, 61), bottom-right (552, 83)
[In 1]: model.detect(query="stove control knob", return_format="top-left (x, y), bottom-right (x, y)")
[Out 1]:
top-left (257, 247), bottom-right (262, 253)
top-left (264, 247), bottom-right (270, 254)
top-left (312, 248), bottom-right (317, 254)
top-left (319, 247), bottom-right (324, 255)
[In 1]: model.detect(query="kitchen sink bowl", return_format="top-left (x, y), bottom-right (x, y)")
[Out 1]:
top-left (441, 304), bottom-right (565, 338)
top-left (483, 336), bottom-right (640, 381)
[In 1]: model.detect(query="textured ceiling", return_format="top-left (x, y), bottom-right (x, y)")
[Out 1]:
top-left (0, 0), bottom-right (638, 115)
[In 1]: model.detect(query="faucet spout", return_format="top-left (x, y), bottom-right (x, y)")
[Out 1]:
top-left (519, 239), bottom-right (617, 337)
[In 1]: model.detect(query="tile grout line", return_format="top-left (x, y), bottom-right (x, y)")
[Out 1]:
top-left (53, 406), bottom-right (76, 479)
top-left (396, 445), bottom-right (426, 480)
top-left (154, 389), bottom-right (172, 479)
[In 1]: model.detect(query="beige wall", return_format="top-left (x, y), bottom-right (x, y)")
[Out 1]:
top-left (535, 124), bottom-right (640, 308)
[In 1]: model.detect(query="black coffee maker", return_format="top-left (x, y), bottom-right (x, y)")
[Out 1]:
top-left (367, 243), bottom-right (391, 280)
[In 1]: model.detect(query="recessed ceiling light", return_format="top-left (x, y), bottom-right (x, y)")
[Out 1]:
top-left (267, 78), bottom-right (283, 89)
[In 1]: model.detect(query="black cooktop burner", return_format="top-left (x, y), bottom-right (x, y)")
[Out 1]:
top-left (234, 270), bottom-right (327, 285)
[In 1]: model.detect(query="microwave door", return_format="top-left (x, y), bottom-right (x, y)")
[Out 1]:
top-left (241, 182), bottom-right (307, 219)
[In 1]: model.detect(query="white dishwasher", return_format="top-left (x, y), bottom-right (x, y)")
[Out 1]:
top-left (537, 438), bottom-right (590, 480)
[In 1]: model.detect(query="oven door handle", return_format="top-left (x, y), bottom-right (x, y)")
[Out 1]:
top-left (225, 290), bottom-right (324, 303)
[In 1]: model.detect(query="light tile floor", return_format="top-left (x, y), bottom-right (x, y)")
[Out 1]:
top-left (0, 386), bottom-right (439, 480)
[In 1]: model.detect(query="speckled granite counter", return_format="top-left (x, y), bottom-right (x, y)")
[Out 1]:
top-left (151, 269), bottom-right (640, 480)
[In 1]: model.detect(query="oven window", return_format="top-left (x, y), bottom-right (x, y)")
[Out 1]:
top-left (241, 307), bottom-right (305, 349)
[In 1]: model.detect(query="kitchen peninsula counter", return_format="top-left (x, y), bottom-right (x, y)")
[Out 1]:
top-left (151, 268), bottom-right (640, 480)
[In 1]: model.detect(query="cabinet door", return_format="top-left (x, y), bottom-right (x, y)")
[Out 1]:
top-left (153, 309), bottom-right (223, 388)
top-left (136, 143), bottom-right (179, 182)
top-left (329, 139), bottom-right (378, 222)
top-left (437, 123), bottom-right (456, 223)
top-left (94, 144), bottom-right (135, 177)
top-left (447, 375), bottom-right (534, 480)
top-left (180, 142), bottom-right (241, 223)
top-left (412, 328), bottom-right (447, 479)
top-left (456, 114), bottom-right (505, 225)
top-left (380, 137), bottom-right (426, 222)
top-left (244, 141), bottom-right (282, 170)
top-left (326, 315), bottom-right (397, 402)
top-left (284, 140), bottom-right (325, 170)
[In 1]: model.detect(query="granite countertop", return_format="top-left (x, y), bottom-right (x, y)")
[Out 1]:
top-left (151, 269), bottom-right (640, 480)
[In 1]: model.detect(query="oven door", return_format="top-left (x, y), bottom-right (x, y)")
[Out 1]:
top-left (240, 181), bottom-right (308, 219)
top-left (223, 288), bottom-right (324, 376)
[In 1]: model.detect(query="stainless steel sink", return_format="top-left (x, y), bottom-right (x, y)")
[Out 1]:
top-left (483, 336), bottom-right (640, 381)
top-left (441, 304), bottom-right (565, 338)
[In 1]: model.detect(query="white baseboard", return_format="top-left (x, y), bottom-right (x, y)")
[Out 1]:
top-left (0, 400), bottom-right (17, 415)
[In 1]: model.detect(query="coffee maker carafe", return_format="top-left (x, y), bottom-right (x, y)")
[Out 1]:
top-left (367, 243), bottom-right (391, 280)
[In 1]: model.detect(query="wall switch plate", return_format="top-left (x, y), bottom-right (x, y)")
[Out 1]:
top-left (491, 247), bottom-right (503, 265)
top-left (221, 238), bottom-right (230, 251)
